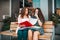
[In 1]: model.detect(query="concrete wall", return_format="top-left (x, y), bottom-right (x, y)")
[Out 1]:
top-left (40, 0), bottom-right (52, 20)
top-left (0, 0), bottom-right (19, 21)
top-left (40, 0), bottom-right (48, 20)
top-left (11, 0), bottom-right (19, 21)
top-left (0, 0), bottom-right (10, 21)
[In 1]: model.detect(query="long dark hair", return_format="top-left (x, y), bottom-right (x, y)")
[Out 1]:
top-left (20, 7), bottom-right (29, 18)
top-left (35, 8), bottom-right (45, 22)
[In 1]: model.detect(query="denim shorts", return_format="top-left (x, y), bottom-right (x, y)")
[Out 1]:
top-left (29, 27), bottom-right (44, 35)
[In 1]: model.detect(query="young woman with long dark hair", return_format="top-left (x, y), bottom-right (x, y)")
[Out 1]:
top-left (28, 8), bottom-right (44, 40)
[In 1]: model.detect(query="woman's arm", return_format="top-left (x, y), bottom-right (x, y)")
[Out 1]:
top-left (37, 19), bottom-right (42, 27)
top-left (35, 15), bottom-right (42, 26)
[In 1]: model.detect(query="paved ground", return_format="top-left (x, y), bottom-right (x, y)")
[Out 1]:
top-left (55, 24), bottom-right (60, 40)
top-left (55, 35), bottom-right (60, 40)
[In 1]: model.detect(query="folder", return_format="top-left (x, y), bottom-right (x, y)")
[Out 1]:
top-left (20, 21), bottom-right (33, 27)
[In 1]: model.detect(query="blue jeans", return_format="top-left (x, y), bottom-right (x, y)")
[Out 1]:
top-left (17, 28), bottom-right (28, 40)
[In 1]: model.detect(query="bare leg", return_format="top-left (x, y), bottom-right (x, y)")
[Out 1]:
top-left (33, 31), bottom-right (40, 40)
top-left (28, 30), bottom-right (33, 40)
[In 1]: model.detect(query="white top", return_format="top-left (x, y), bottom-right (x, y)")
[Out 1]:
top-left (16, 15), bottom-right (30, 33)
top-left (18, 15), bottom-right (30, 24)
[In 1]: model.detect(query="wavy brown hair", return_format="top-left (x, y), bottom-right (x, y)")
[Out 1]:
top-left (35, 8), bottom-right (45, 22)
top-left (20, 7), bottom-right (29, 18)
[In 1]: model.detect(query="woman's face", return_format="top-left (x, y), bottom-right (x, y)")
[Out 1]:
top-left (35, 9), bottom-right (39, 14)
top-left (25, 8), bottom-right (28, 15)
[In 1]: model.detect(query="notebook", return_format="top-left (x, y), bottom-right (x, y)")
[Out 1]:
top-left (20, 21), bottom-right (33, 27)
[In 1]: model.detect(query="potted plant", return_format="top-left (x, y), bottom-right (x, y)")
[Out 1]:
top-left (2, 17), bottom-right (11, 31)
top-left (51, 13), bottom-right (60, 27)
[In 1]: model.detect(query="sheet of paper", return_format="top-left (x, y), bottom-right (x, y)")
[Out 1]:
top-left (29, 18), bottom-right (37, 25)
top-left (32, 26), bottom-right (41, 28)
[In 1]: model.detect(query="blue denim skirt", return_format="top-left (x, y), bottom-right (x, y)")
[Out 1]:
top-left (29, 27), bottom-right (44, 35)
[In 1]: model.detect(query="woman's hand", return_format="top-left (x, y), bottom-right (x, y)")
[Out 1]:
top-left (35, 14), bottom-right (39, 19)
top-left (35, 14), bottom-right (38, 18)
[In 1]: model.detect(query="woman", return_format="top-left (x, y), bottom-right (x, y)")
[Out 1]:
top-left (28, 8), bottom-right (44, 40)
top-left (17, 7), bottom-right (30, 40)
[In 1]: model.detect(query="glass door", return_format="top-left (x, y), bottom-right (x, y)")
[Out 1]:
top-left (32, 0), bottom-right (40, 8)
